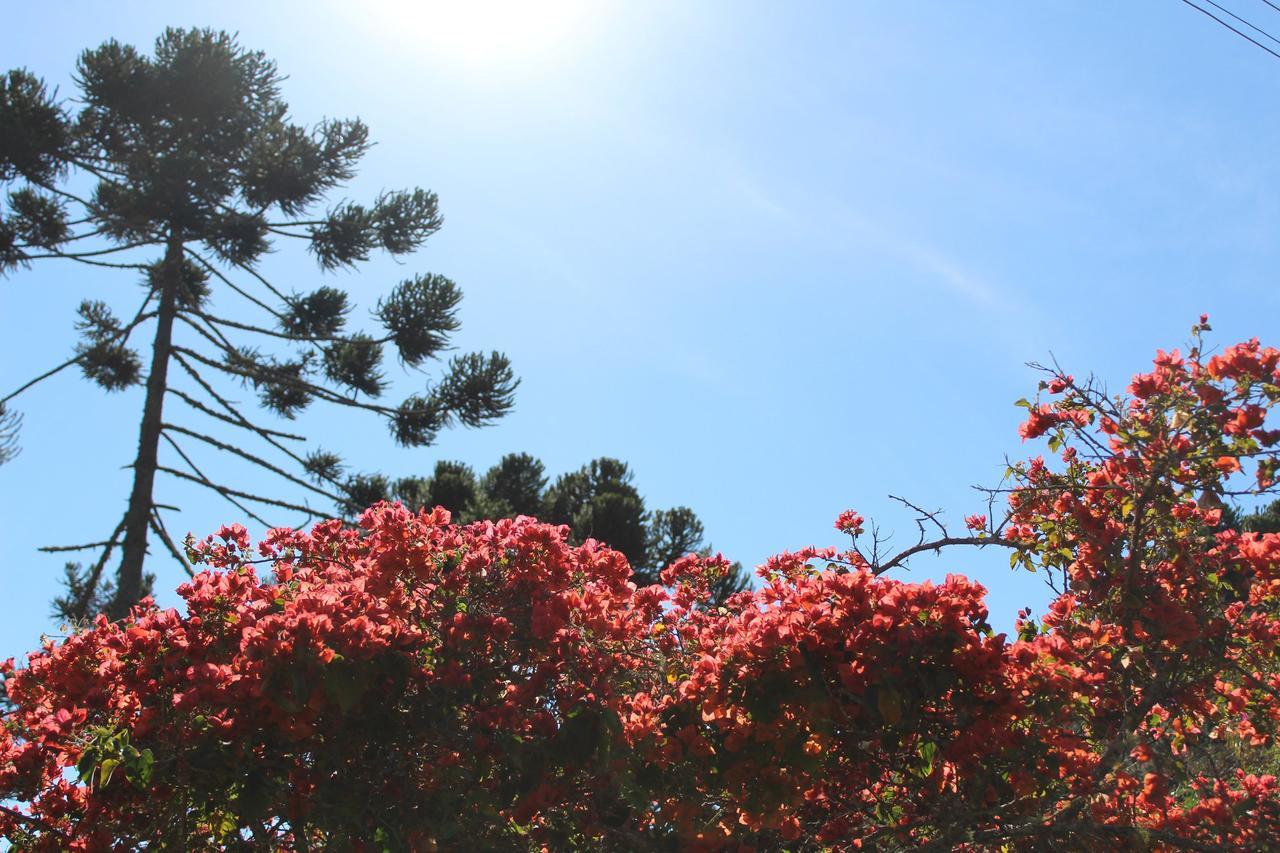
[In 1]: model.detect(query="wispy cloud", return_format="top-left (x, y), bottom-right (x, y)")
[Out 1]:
top-left (717, 167), bottom-right (794, 221)
top-left (897, 241), bottom-right (1001, 307)
top-left (830, 203), bottom-right (1003, 309)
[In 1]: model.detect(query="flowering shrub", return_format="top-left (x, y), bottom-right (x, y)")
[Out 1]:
top-left (5, 320), bottom-right (1280, 849)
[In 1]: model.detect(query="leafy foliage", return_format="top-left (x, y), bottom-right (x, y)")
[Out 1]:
top-left (7, 327), bottom-right (1280, 848)
top-left (358, 453), bottom-right (749, 594)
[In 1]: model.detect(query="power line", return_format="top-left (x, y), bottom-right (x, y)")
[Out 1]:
top-left (1179, 0), bottom-right (1280, 60)
top-left (1260, 0), bottom-right (1280, 16)
top-left (1200, 0), bottom-right (1280, 46)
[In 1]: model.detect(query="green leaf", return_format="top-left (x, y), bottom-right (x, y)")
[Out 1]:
top-left (76, 750), bottom-right (98, 781)
top-left (135, 748), bottom-right (155, 786)
top-left (916, 740), bottom-right (939, 777)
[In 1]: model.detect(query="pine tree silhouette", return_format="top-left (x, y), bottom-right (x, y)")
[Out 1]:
top-left (378, 453), bottom-right (752, 602)
top-left (0, 30), bottom-right (516, 619)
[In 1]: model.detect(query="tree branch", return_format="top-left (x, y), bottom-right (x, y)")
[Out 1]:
top-left (149, 508), bottom-right (194, 577)
top-left (183, 248), bottom-right (284, 320)
top-left (158, 437), bottom-right (274, 527)
top-left (62, 256), bottom-right (153, 271)
top-left (167, 385), bottom-right (306, 443)
top-left (48, 515), bottom-right (128, 619)
top-left (22, 239), bottom-right (157, 260)
top-left (229, 257), bottom-right (293, 306)
top-left (162, 422), bottom-right (342, 503)
top-left (172, 344), bottom-right (397, 415)
top-left (176, 310), bottom-right (239, 355)
top-left (3, 297), bottom-right (156, 404)
top-left (38, 540), bottom-right (116, 553)
top-left (14, 226), bottom-right (110, 248)
top-left (888, 493), bottom-right (951, 541)
top-left (170, 353), bottom-right (346, 489)
top-left (158, 462), bottom-right (320, 518)
top-left (871, 535), bottom-right (1021, 576)
top-left (196, 308), bottom-right (387, 344)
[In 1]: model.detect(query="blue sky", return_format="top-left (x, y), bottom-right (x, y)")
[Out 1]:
top-left (3, 0), bottom-right (1280, 660)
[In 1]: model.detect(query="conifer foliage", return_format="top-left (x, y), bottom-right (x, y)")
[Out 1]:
top-left (362, 453), bottom-right (751, 596)
top-left (0, 402), bottom-right (19, 466)
top-left (0, 30), bottom-right (516, 619)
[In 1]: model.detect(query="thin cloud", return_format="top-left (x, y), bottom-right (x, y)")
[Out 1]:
top-left (831, 203), bottom-right (1003, 308)
top-left (719, 168), bottom-right (794, 221)
top-left (901, 243), bottom-right (1001, 307)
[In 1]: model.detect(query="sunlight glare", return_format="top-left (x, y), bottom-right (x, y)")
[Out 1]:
top-left (367, 0), bottom-right (595, 73)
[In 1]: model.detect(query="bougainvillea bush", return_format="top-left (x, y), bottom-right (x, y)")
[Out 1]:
top-left (6, 319), bottom-right (1280, 849)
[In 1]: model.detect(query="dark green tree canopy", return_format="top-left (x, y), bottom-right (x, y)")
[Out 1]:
top-left (0, 29), bottom-right (516, 619)
top-left (1237, 499), bottom-right (1280, 535)
top-left (360, 453), bottom-right (750, 601)
top-left (478, 452), bottom-right (547, 518)
top-left (544, 458), bottom-right (649, 568)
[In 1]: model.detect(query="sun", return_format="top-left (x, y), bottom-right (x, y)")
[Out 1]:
top-left (364, 0), bottom-right (595, 73)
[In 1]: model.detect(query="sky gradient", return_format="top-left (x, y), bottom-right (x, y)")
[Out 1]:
top-left (4, 0), bottom-right (1280, 660)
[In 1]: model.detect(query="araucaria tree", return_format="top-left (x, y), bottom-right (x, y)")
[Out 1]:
top-left (0, 30), bottom-right (517, 619)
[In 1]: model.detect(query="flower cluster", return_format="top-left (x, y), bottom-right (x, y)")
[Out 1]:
top-left (5, 326), bottom-right (1280, 849)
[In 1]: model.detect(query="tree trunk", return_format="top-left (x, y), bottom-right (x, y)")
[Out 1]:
top-left (110, 232), bottom-right (182, 619)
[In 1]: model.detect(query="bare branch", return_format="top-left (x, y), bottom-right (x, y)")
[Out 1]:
top-left (184, 248), bottom-right (284, 320)
top-left (22, 239), bottom-right (158, 261)
top-left (38, 540), bottom-right (116, 554)
top-left (149, 508), bottom-right (194, 577)
top-left (176, 310), bottom-right (238, 355)
top-left (167, 385), bottom-right (305, 443)
top-left (229, 256), bottom-right (294, 306)
top-left (64, 155), bottom-right (129, 184)
top-left (872, 535), bottom-right (1021, 576)
top-left (170, 354), bottom-right (343, 489)
top-left (61, 256), bottom-right (153, 271)
top-left (888, 493), bottom-right (950, 543)
top-left (158, 436), bottom-right (274, 527)
top-left (14, 226), bottom-right (110, 248)
top-left (159, 464), bottom-right (322, 518)
top-left (162, 422), bottom-right (343, 503)
top-left (265, 226), bottom-right (312, 238)
top-left (4, 355), bottom-right (86, 405)
top-left (27, 176), bottom-right (102, 216)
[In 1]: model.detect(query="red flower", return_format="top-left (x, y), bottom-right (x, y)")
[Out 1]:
top-left (4, 329), bottom-right (1280, 849)
top-left (835, 510), bottom-right (865, 535)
